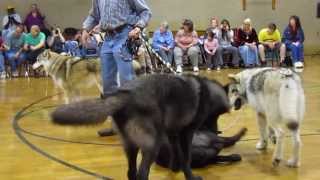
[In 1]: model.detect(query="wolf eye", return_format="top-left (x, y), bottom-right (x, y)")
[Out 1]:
top-left (232, 89), bottom-right (238, 93)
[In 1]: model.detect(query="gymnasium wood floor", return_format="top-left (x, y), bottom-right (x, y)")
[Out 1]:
top-left (1, 56), bottom-right (320, 180)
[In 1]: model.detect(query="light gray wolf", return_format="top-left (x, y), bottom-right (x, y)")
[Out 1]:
top-left (228, 68), bottom-right (305, 168)
top-left (50, 74), bottom-right (239, 180)
top-left (33, 50), bottom-right (142, 103)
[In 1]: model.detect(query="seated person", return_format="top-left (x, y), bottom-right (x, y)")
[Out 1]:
top-left (152, 21), bottom-right (174, 67)
top-left (216, 19), bottom-right (240, 68)
top-left (282, 15), bottom-right (305, 68)
top-left (82, 27), bottom-right (101, 57)
top-left (237, 18), bottom-right (259, 68)
top-left (47, 27), bottom-right (65, 54)
top-left (258, 23), bottom-right (286, 64)
top-left (4, 25), bottom-right (27, 77)
top-left (24, 4), bottom-right (47, 32)
top-left (174, 19), bottom-right (200, 73)
top-left (2, 6), bottom-right (22, 41)
top-left (24, 25), bottom-right (46, 65)
top-left (206, 17), bottom-right (220, 39)
top-left (204, 31), bottom-right (220, 71)
top-left (0, 34), bottom-right (6, 79)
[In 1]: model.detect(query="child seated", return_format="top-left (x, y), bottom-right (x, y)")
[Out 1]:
top-left (204, 31), bottom-right (220, 71)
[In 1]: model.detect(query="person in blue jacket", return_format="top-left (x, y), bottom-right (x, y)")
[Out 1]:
top-left (282, 15), bottom-right (305, 68)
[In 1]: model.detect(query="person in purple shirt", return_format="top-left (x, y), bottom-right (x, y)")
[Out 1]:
top-left (152, 21), bottom-right (174, 66)
top-left (23, 4), bottom-right (46, 32)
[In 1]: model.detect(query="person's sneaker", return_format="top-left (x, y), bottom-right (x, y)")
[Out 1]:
top-left (176, 66), bottom-right (183, 73)
top-left (0, 72), bottom-right (6, 79)
top-left (12, 71), bottom-right (19, 78)
top-left (216, 66), bottom-right (221, 71)
top-left (166, 62), bottom-right (171, 68)
top-left (193, 66), bottom-right (199, 72)
top-left (294, 62), bottom-right (304, 69)
top-left (207, 68), bottom-right (212, 71)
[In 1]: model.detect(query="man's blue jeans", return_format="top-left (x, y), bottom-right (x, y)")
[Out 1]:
top-left (5, 50), bottom-right (26, 72)
top-left (100, 26), bottom-right (134, 95)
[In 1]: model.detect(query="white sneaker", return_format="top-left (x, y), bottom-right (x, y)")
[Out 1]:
top-left (166, 62), bottom-right (171, 68)
top-left (176, 66), bottom-right (183, 73)
top-left (216, 66), bottom-right (221, 71)
top-left (12, 71), bottom-right (19, 77)
top-left (207, 68), bottom-right (212, 71)
top-left (193, 66), bottom-right (199, 72)
top-left (0, 72), bottom-right (6, 79)
top-left (294, 62), bottom-right (304, 68)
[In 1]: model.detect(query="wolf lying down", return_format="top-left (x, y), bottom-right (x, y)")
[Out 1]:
top-left (51, 74), bottom-right (244, 180)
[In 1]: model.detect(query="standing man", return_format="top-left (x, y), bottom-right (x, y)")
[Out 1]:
top-left (82, 0), bottom-right (152, 136)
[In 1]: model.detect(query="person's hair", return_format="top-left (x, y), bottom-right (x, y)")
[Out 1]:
top-left (182, 19), bottom-right (194, 32)
top-left (16, 24), bottom-right (24, 31)
top-left (31, 25), bottom-right (40, 33)
top-left (211, 17), bottom-right (219, 26)
top-left (207, 31), bottom-right (214, 39)
top-left (268, 23), bottom-right (277, 31)
top-left (160, 21), bottom-right (169, 30)
top-left (288, 15), bottom-right (301, 36)
top-left (221, 19), bottom-right (231, 41)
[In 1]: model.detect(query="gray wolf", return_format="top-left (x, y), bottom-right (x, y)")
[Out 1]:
top-left (51, 74), bottom-right (237, 180)
top-left (33, 50), bottom-right (142, 103)
top-left (228, 68), bottom-right (305, 167)
top-left (33, 50), bottom-right (103, 103)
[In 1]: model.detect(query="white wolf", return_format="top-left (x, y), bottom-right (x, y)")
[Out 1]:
top-left (227, 68), bottom-right (305, 168)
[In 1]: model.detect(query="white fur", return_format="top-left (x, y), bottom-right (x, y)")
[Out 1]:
top-left (231, 68), bottom-right (305, 168)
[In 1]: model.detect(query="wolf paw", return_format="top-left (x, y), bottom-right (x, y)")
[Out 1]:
top-left (256, 140), bottom-right (268, 150)
top-left (287, 159), bottom-right (300, 168)
top-left (272, 158), bottom-right (281, 167)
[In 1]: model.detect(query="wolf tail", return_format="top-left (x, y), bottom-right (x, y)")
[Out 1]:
top-left (51, 94), bottom-right (127, 126)
top-left (279, 75), bottom-right (305, 130)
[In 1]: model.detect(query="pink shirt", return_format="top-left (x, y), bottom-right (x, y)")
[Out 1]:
top-left (175, 30), bottom-right (198, 47)
top-left (204, 38), bottom-right (219, 54)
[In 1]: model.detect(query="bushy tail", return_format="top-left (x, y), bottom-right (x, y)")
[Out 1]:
top-left (51, 95), bottom-right (125, 126)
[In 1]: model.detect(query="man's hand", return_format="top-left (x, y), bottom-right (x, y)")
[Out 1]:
top-left (129, 27), bottom-right (141, 39)
top-left (30, 46), bottom-right (36, 51)
top-left (14, 52), bottom-right (20, 59)
top-left (268, 42), bottom-right (275, 49)
top-left (81, 30), bottom-right (90, 47)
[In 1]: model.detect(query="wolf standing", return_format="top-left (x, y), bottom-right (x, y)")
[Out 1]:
top-left (82, 0), bottom-right (152, 136)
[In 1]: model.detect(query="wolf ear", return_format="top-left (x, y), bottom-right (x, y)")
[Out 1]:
top-left (228, 74), bottom-right (240, 83)
top-left (43, 49), bottom-right (51, 59)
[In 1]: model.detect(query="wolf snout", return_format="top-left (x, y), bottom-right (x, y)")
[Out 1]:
top-left (234, 98), bottom-right (242, 110)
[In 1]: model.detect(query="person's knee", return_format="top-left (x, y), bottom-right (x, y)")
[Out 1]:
top-left (258, 44), bottom-right (264, 51)
top-left (174, 47), bottom-right (183, 57)
top-left (188, 46), bottom-right (199, 56)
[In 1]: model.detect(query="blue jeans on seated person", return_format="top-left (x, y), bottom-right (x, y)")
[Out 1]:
top-left (157, 48), bottom-right (173, 65)
top-left (0, 53), bottom-right (5, 73)
top-left (100, 25), bottom-right (134, 95)
top-left (239, 45), bottom-right (259, 67)
top-left (5, 50), bottom-right (26, 72)
top-left (286, 43), bottom-right (304, 63)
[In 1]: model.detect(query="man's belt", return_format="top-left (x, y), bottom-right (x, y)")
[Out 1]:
top-left (102, 24), bottom-right (128, 36)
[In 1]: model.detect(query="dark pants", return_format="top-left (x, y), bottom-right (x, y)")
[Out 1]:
top-left (206, 52), bottom-right (220, 69)
top-left (26, 48), bottom-right (45, 64)
top-left (216, 46), bottom-right (240, 66)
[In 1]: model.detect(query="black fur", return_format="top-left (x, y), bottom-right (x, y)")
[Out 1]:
top-left (51, 74), bottom-right (231, 180)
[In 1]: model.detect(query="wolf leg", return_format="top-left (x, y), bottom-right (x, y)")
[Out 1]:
top-left (180, 130), bottom-right (202, 180)
top-left (124, 142), bottom-right (139, 180)
top-left (287, 129), bottom-right (301, 168)
top-left (136, 145), bottom-right (159, 180)
top-left (219, 127), bottom-right (247, 148)
top-left (271, 127), bottom-right (284, 167)
top-left (256, 113), bottom-right (268, 150)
